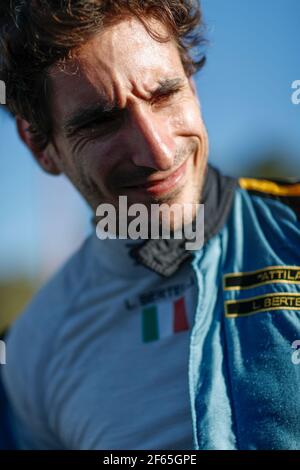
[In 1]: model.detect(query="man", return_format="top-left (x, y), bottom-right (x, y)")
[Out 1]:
top-left (1, 0), bottom-right (300, 450)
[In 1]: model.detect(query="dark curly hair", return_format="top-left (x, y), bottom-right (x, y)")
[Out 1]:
top-left (0, 0), bottom-right (206, 150)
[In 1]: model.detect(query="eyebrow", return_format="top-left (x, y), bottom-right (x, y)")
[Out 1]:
top-left (63, 77), bottom-right (185, 138)
top-left (151, 77), bottom-right (185, 99)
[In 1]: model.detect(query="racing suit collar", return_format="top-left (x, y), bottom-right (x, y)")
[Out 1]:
top-left (129, 164), bottom-right (238, 277)
top-left (91, 164), bottom-right (237, 278)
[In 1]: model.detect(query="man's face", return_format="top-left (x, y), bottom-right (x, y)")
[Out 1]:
top-left (47, 16), bottom-right (209, 219)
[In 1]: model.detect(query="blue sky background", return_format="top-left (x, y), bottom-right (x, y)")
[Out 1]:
top-left (0, 0), bottom-right (299, 281)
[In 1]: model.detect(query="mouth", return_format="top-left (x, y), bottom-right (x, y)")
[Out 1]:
top-left (121, 159), bottom-right (189, 197)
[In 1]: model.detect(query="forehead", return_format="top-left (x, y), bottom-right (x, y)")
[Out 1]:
top-left (49, 17), bottom-right (185, 121)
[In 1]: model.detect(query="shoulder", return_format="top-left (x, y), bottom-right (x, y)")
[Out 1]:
top-left (2, 233), bottom-right (98, 415)
top-left (205, 169), bottom-right (300, 268)
top-left (221, 175), bottom-right (300, 264)
top-left (237, 176), bottom-right (300, 222)
top-left (203, 166), bottom-right (300, 242)
top-left (7, 233), bottom-right (96, 341)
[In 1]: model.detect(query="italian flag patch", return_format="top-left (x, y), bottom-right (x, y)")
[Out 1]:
top-left (142, 297), bottom-right (189, 343)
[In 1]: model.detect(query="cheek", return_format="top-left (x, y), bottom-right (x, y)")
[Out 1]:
top-left (80, 140), bottom-right (127, 196)
top-left (56, 137), bottom-right (109, 196)
top-left (84, 144), bottom-right (112, 182)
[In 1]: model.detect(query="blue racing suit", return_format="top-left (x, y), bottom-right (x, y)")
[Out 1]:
top-left (133, 165), bottom-right (300, 449)
top-left (2, 164), bottom-right (300, 450)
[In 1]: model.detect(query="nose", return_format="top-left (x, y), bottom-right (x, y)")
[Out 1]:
top-left (126, 104), bottom-right (175, 171)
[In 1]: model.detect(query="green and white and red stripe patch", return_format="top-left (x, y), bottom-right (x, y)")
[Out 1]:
top-left (142, 297), bottom-right (190, 343)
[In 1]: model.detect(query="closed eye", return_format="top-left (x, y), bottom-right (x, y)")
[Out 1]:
top-left (151, 86), bottom-right (184, 107)
top-left (78, 111), bottom-right (124, 135)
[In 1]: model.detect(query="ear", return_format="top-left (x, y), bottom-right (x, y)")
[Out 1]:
top-left (16, 117), bottom-right (62, 176)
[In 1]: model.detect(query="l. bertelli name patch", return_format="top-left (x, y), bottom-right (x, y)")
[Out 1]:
top-left (224, 266), bottom-right (300, 291)
top-left (225, 293), bottom-right (300, 318)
